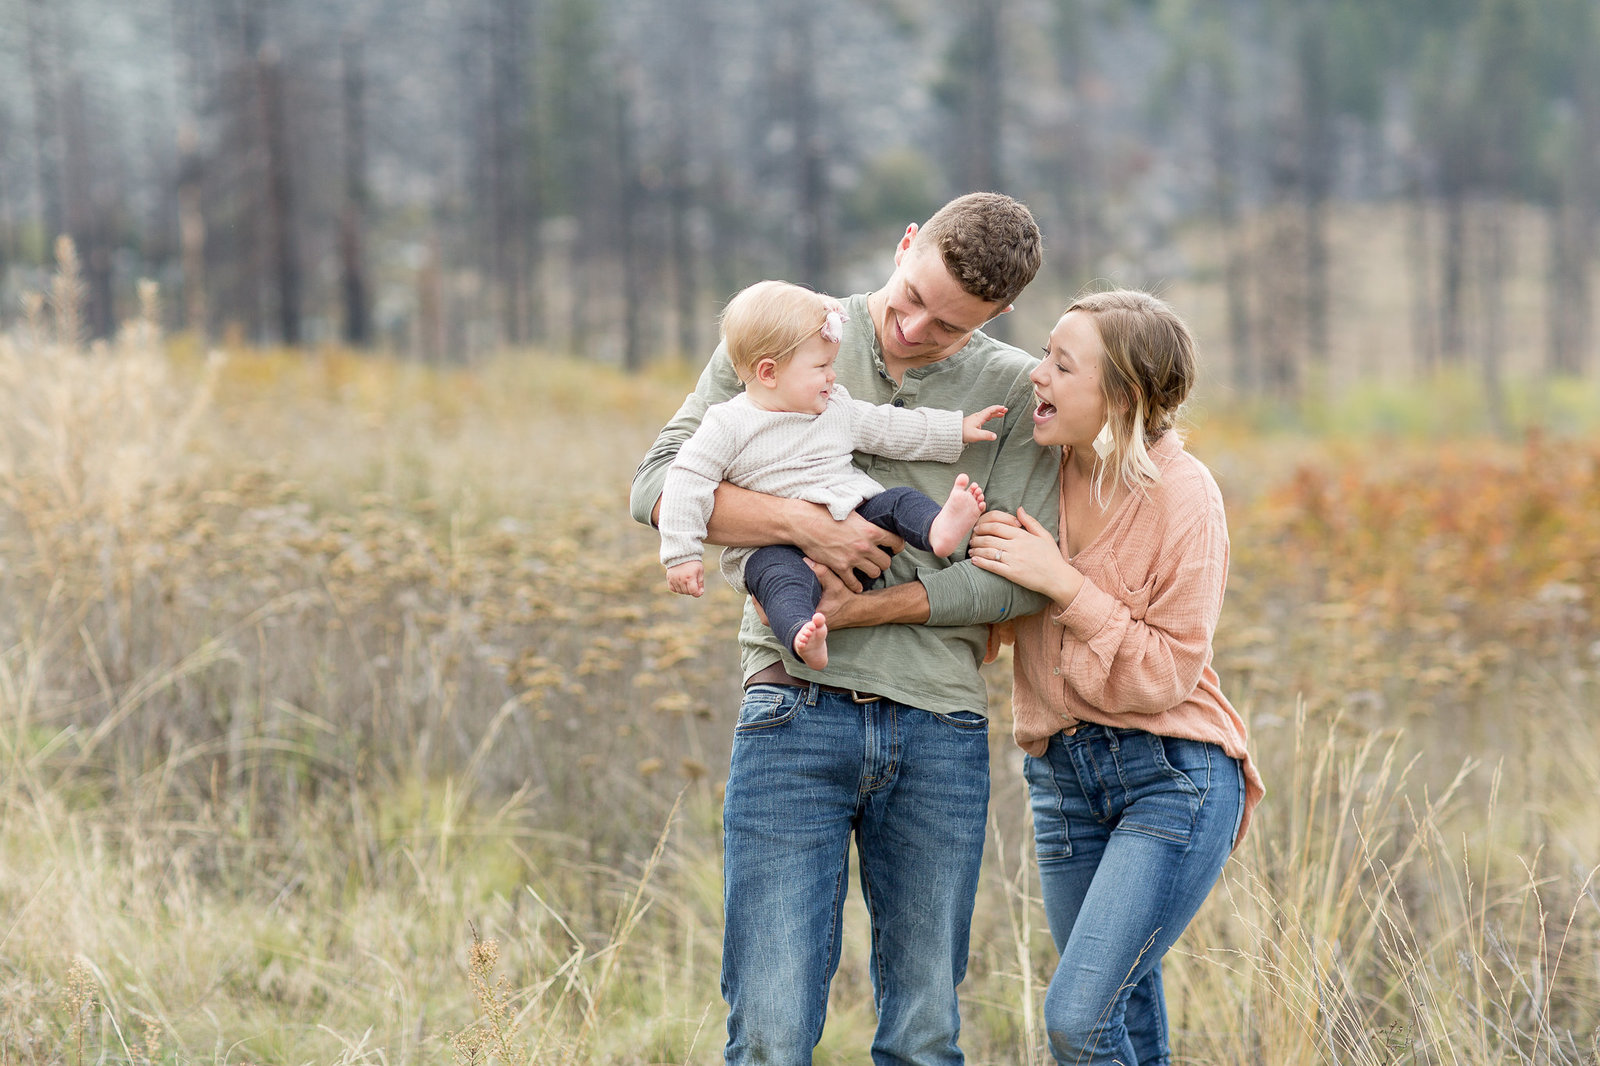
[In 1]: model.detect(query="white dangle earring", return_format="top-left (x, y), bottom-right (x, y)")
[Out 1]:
top-left (1092, 420), bottom-right (1115, 460)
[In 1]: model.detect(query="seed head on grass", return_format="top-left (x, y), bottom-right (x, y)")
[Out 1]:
top-left (63, 960), bottom-right (96, 1066)
top-left (453, 926), bottom-right (523, 1065)
top-left (139, 1013), bottom-right (163, 1066)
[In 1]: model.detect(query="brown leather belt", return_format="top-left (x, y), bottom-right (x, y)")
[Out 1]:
top-left (745, 661), bottom-right (882, 704)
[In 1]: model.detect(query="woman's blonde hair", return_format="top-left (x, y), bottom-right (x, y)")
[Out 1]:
top-left (1065, 288), bottom-right (1197, 504)
top-left (720, 280), bottom-right (835, 382)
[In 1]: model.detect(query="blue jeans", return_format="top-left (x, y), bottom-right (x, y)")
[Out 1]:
top-left (1025, 726), bottom-right (1244, 1066)
top-left (722, 682), bottom-right (991, 1066)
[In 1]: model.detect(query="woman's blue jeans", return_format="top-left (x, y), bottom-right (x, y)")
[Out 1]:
top-left (721, 681), bottom-right (991, 1066)
top-left (1025, 725), bottom-right (1244, 1066)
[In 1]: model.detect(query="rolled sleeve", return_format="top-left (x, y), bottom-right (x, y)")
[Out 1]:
top-left (1057, 578), bottom-right (1119, 645)
top-left (920, 561), bottom-right (1052, 627)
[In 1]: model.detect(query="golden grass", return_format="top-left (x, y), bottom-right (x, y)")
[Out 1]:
top-left (1, 245), bottom-right (1597, 1063)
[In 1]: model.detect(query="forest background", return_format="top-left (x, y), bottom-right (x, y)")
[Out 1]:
top-left (1, 0), bottom-right (1599, 1063)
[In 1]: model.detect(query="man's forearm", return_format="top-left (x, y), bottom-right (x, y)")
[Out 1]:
top-left (830, 580), bottom-right (931, 628)
top-left (705, 484), bottom-right (814, 548)
top-left (649, 482), bottom-right (810, 547)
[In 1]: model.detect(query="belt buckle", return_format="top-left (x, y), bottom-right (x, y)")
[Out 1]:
top-left (850, 690), bottom-right (879, 704)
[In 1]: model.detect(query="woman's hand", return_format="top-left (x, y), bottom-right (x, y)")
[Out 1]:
top-left (969, 506), bottom-right (1083, 606)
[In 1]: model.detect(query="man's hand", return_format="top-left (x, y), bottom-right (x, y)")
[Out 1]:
top-left (654, 484), bottom-right (904, 594)
top-left (804, 558), bottom-right (931, 628)
top-left (791, 509), bottom-right (903, 593)
top-left (667, 560), bottom-right (705, 597)
top-left (807, 559), bottom-right (863, 624)
top-left (750, 557), bottom-right (932, 633)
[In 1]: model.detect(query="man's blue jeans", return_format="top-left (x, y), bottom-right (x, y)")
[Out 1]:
top-left (721, 681), bottom-right (991, 1066)
top-left (1025, 725), bottom-right (1244, 1066)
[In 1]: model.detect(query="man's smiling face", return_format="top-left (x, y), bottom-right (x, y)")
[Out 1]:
top-left (871, 236), bottom-right (1006, 375)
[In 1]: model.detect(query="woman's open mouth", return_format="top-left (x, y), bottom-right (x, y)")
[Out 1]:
top-left (1033, 398), bottom-right (1057, 423)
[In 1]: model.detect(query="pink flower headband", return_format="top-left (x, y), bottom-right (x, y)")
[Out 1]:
top-left (820, 305), bottom-right (849, 343)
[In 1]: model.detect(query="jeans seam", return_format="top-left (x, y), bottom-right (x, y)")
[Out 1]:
top-left (1118, 821), bottom-right (1194, 845)
top-left (1086, 743), bottom-right (1116, 823)
top-left (860, 844), bottom-right (886, 1017)
top-left (1034, 746), bottom-right (1073, 862)
top-left (819, 833), bottom-right (852, 1035)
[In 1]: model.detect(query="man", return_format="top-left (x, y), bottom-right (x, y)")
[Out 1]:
top-left (630, 192), bottom-right (1059, 1065)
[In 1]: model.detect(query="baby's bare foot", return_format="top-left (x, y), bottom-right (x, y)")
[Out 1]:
top-left (794, 612), bottom-right (829, 670)
top-left (929, 474), bottom-right (986, 557)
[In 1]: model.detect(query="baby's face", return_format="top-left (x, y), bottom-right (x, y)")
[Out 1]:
top-left (766, 335), bottom-right (838, 415)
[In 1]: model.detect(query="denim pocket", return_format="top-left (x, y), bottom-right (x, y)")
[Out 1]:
top-left (1116, 734), bottom-right (1205, 844)
top-left (1148, 735), bottom-right (1210, 803)
top-left (734, 684), bottom-right (803, 733)
top-left (928, 708), bottom-right (988, 732)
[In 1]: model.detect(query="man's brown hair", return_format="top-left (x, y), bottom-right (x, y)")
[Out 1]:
top-left (916, 192), bottom-right (1043, 307)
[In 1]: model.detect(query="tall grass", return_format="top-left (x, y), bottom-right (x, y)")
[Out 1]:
top-left (1, 244), bottom-right (1596, 1063)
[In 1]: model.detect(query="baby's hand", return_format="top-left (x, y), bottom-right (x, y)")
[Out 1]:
top-left (962, 404), bottom-right (1008, 443)
top-left (667, 560), bottom-right (705, 597)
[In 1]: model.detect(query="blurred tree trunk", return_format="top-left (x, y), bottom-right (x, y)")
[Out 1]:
top-left (707, 161), bottom-right (743, 323)
top-left (1297, 12), bottom-right (1332, 377)
top-left (1545, 9), bottom-right (1597, 377)
top-left (782, 8), bottom-right (829, 292)
top-left (177, 121), bottom-right (208, 339)
top-left (1416, 37), bottom-right (1472, 369)
top-left (1475, 201), bottom-right (1509, 434)
top-left (1439, 189), bottom-right (1466, 365)
top-left (939, 0), bottom-right (1007, 339)
top-left (169, 0), bottom-right (208, 339)
top-left (1472, 0), bottom-right (1537, 435)
top-left (60, 78), bottom-right (115, 339)
top-left (1257, 119), bottom-right (1304, 402)
top-left (1582, 12), bottom-right (1600, 377)
top-left (662, 0), bottom-right (712, 361)
top-left (1403, 162), bottom-right (1436, 374)
top-left (23, 0), bottom-right (63, 253)
top-left (1047, 0), bottom-right (1099, 297)
top-left (0, 112), bottom-right (13, 276)
top-left (541, 0), bottom-right (611, 357)
top-left (617, 85), bottom-right (645, 372)
top-left (485, 0), bottom-right (539, 346)
top-left (665, 136), bottom-right (699, 360)
top-left (256, 45), bottom-right (301, 346)
top-left (1544, 175), bottom-right (1593, 378)
top-left (952, 0), bottom-right (1003, 194)
top-left (1200, 39), bottom-right (1253, 394)
top-left (339, 37), bottom-right (372, 348)
top-left (416, 225), bottom-right (445, 362)
top-left (226, 5), bottom-right (265, 344)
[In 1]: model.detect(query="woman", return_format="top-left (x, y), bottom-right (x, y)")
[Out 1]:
top-left (969, 289), bottom-right (1264, 1065)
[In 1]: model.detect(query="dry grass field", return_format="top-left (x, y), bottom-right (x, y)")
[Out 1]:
top-left (2, 251), bottom-right (1598, 1064)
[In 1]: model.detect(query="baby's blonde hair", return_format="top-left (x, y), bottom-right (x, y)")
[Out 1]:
top-left (720, 280), bottom-right (835, 382)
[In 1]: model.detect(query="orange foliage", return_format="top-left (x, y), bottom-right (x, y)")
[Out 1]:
top-left (1222, 433), bottom-right (1599, 716)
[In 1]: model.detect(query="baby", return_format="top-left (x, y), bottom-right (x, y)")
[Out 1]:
top-left (659, 279), bottom-right (1002, 670)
